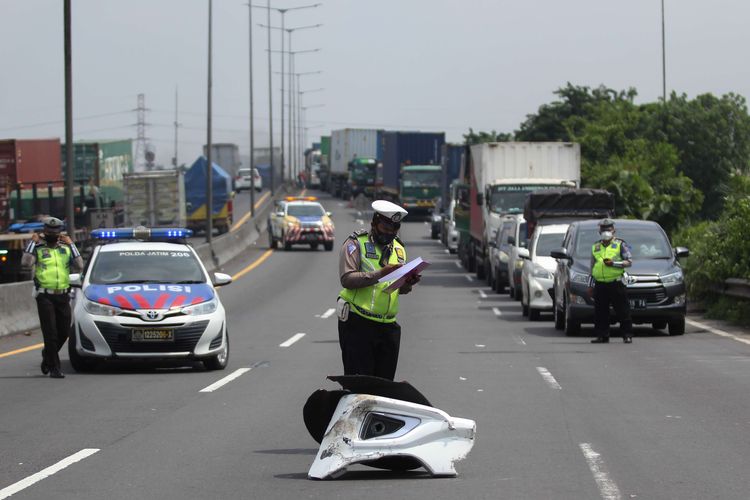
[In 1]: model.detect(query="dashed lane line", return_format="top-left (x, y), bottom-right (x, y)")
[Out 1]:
top-left (0, 448), bottom-right (100, 500)
top-left (579, 443), bottom-right (622, 500)
top-left (199, 367), bottom-right (253, 393)
top-left (454, 261), bottom-right (462, 269)
top-left (320, 308), bottom-right (335, 319)
top-left (465, 275), bottom-right (474, 282)
top-left (280, 333), bottom-right (306, 348)
top-left (686, 318), bottom-right (750, 346)
top-left (492, 307), bottom-right (503, 317)
top-left (513, 335), bottom-right (527, 346)
top-left (536, 367), bottom-right (562, 390)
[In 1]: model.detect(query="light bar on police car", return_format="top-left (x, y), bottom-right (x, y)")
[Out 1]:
top-left (91, 227), bottom-right (193, 240)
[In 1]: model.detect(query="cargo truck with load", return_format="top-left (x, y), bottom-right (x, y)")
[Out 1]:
top-left (458, 142), bottom-right (581, 281)
top-left (185, 157), bottom-right (233, 234)
top-left (123, 170), bottom-right (186, 228)
top-left (327, 129), bottom-right (383, 198)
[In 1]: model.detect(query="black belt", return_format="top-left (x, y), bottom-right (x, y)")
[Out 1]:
top-left (351, 303), bottom-right (396, 321)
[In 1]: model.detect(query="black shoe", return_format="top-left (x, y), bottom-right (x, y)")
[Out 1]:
top-left (41, 361), bottom-right (49, 375)
top-left (623, 336), bottom-right (632, 344)
top-left (591, 337), bottom-right (609, 343)
top-left (49, 368), bottom-right (65, 379)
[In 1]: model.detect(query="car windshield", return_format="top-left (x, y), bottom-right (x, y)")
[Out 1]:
top-left (288, 204), bottom-right (325, 217)
top-left (535, 232), bottom-right (565, 258)
top-left (238, 169), bottom-right (251, 176)
top-left (402, 171), bottom-right (441, 187)
top-left (89, 249), bottom-right (205, 284)
top-left (573, 227), bottom-right (672, 260)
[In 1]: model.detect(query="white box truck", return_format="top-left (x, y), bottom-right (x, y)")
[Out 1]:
top-left (328, 129), bottom-right (382, 198)
top-left (123, 170), bottom-right (186, 228)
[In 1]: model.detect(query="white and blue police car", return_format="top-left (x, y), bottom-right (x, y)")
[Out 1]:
top-left (68, 227), bottom-right (232, 372)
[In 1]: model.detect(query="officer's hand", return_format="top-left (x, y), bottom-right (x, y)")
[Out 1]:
top-left (405, 273), bottom-right (421, 286)
top-left (378, 263), bottom-right (402, 278)
top-left (603, 258), bottom-right (613, 267)
top-left (587, 286), bottom-right (593, 298)
top-left (60, 234), bottom-right (73, 245)
top-left (31, 232), bottom-right (41, 244)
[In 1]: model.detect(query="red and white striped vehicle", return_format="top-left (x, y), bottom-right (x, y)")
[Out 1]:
top-left (268, 197), bottom-right (335, 251)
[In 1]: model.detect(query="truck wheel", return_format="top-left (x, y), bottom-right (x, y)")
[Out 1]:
top-left (324, 242), bottom-right (333, 251)
top-left (68, 326), bottom-right (99, 373)
top-left (668, 317), bottom-right (685, 336)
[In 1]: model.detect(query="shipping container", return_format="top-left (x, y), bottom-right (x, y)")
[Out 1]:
top-left (440, 144), bottom-right (464, 211)
top-left (123, 170), bottom-right (186, 227)
top-left (0, 139), bottom-right (62, 185)
top-left (320, 136), bottom-right (330, 167)
top-left (330, 129), bottom-right (383, 174)
top-left (61, 140), bottom-right (133, 204)
top-left (380, 131), bottom-right (445, 189)
top-left (204, 143), bottom-right (241, 178)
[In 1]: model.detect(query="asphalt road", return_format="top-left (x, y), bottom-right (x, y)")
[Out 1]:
top-left (1, 191), bottom-right (749, 499)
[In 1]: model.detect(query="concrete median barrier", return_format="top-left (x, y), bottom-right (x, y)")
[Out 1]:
top-left (0, 281), bottom-right (40, 337)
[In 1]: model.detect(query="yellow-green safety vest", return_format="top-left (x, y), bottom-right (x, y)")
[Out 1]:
top-left (339, 234), bottom-right (406, 323)
top-left (591, 240), bottom-right (625, 283)
top-left (34, 244), bottom-right (73, 290)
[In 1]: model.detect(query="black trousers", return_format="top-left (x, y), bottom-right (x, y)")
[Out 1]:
top-left (338, 311), bottom-right (401, 381)
top-left (36, 293), bottom-right (71, 370)
top-left (594, 281), bottom-right (632, 338)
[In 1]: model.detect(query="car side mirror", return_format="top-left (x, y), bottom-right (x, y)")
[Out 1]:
top-left (213, 272), bottom-right (233, 287)
top-left (489, 240), bottom-right (497, 249)
top-left (550, 247), bottom-right (572, 262)
top-left (518, 247), bottom-right (530, 260)
top-left (70, 273), bottom-right (82, 288)
top-left (275, 211), bottom-right (285, 217)
top-left (508, 236), bottom-right (516, 245)
top-left (326, 211), bottom-right (332, 218)
top-left (674, 247), bottom-right (689, 259)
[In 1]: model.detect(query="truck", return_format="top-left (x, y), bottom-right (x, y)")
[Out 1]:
top-left (376, 131), bottom-right (445, 213)
top-left (328, 129), bottom-right (383, 198)
top-left (123, 170), bottom-right (186, 228)
top-left (317, 136), bottom-right (331, 189)
top-left (205, 143), bottom-right (242, 182)
top-left (344, 157), bottom-right (378, 199)
top-left (184, 156), bottom-right (233, 234)
top-left (459, 142), bottom-right (581, 281)
top-left (440, 144), bottom-right (465, 213)
top-left (61, 140), bottom-right (133, 205)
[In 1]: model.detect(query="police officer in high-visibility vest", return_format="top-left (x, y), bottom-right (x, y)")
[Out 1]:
top-left (589, 219), bottom-right (633, 344)
top-left (22, 217), bottom-right (83, 378)
top-left (337, 200), bottom-right (421, 380)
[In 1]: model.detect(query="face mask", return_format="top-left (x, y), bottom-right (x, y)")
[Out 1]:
top-left (373, 230), bottom-right (396, 246)
top-left (600, 231), bottom-right (613, 241)
top-left (44, 233), bottom-right (60, 244)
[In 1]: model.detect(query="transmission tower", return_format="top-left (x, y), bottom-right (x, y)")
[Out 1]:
top-left (134, 93), bottom-right (149, 171)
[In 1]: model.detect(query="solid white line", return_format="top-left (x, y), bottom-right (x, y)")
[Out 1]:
top-left (320, 308), bottom-right (336, 319)
top-left (579, 443), bottom-right (622, 500)
top-left (686, 318), bottom-right (750, 346)
top-left (280, 333), bottom-right (306, 348)
top-left (536, 367), bottom-right (562, 390)
top-left (199, 367), bottom-right (252, 393)
top-left (0, 448), bottom-right (100, 500)
top-left (465, 275), bottom-right (474, 282)
top-left (492, 307), bottom-right (503, 317)
top-left (513, 335), bottom-right (527, 346)
top-left (454, 261), bottom-right (462, 269)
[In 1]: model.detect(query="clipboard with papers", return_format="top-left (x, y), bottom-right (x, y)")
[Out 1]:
top-left (378, 257), bottom-right (430, 293)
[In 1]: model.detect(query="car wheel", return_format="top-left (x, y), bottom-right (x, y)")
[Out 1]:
top-left (554, 298), bottom-right (565, 330)
top-left (509, 285), bottom-right (515, 299)
top-left (529, 307), bottom-right (540, 321)
top-left (668, 317), bottom-right (685, 336)
top-left (68, 325), bottom-right (99, 373)
top-left (310, 243), bottom-right (319, 250)
top-left (324, 242), bottom-right (334, 251)
top-left (203, 332), bottom-right (229, 371)
top-left (521, 288), bottom-right (529, 316)
top-left (431, 228), bottom-right (439, 239)
top-left (268, 228), bottom-right (277, 249)
top-left (652, 321), bottom-right (667, 330)
top-left (476, 258), bottom-right (485, 280)
top-left (564, 299), bottom-right (581, 336)
top-left (283, 233), bottom-right (292, 251)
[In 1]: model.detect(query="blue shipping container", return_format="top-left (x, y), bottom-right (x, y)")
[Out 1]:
top-left (441, 144), bottom-right (464, 210)
top-left (381, 132), bottom-right (446, 189)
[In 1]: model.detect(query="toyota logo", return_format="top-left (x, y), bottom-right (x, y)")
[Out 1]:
top-left (146, 310), bottom-right (159, 320)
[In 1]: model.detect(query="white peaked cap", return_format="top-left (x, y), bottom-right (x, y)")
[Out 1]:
top-left (372, 199), bottom-right (408, 223)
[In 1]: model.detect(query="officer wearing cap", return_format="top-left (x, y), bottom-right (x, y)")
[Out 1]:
top-left (21, 217), bottom-right (83, 378)
top-left (589, 218), bottom-right (633, 344)
top-left (336, 200), bottom-right (421, 380)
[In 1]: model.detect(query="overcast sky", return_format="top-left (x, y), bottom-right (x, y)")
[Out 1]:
top-left (3, 0), bottom-right (750, 167)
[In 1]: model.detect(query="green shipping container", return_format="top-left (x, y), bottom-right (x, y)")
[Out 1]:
top-left (320, 136), bottom-right (331, 168)
top-left (61, 140), bottom-right (133, 205)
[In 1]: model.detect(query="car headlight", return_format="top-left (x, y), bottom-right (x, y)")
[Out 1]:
top-left (432, 215), bottom-right (442, 223)
top-left (514, 259), bottom-right (525, 270)
top-left (673, 293), bottom-right (686, 305)
top-left (84, 299), bottom-right (122, 316)
top-left (531, 264), bottom-right (553, 280)
top-left (570, 270), bottom-right (590, 284)
top-left (661, 270), bottom-right (684, 285)
top-left (180, 298), bottom-right (218, 316)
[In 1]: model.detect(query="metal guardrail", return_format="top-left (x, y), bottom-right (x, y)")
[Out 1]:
top-left (721, 278), bottom-right (750, 300)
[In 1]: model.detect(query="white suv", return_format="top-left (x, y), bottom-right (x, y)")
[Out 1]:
top-left (69, 227), bottom-right (232, 372)
top-left (235, 167), bottom-right (262, 192)
top-left (519, 223), bottom-right (568, 321)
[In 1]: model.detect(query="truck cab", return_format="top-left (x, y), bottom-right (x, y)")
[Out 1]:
top-left (346, 158), bottom-right (377, 199)
top-left (400, 165), bottom-right (442, 214)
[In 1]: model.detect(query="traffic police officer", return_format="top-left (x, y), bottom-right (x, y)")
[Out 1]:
top-left (337, 200), bottom-right (421, 380)
top-left (589, 219), bottom-right (633, 344)
top-left (22, 217), bottom-right (83, 378)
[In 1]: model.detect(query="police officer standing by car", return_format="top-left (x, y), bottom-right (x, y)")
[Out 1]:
top-left (22, 217), bottom-right (83, 378)
top-left (589, 219), bottom-right (633, 344)
top-left (337, 200), bottom-right (421, 380)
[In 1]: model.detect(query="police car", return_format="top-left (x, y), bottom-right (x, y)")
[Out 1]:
top-left (68, 227), bottom-right (232, 372)
top-left (268, 196), bottom-right (335, 251)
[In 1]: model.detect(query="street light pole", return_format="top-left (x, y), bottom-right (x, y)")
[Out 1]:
top-left (206, 0), bottom-right (214, 243)
top-left (246, 2), bottom-right (255, 216)
top-left (63, 0), bottom-right (74, 233)
top-left (661, 0), bottom-right (666, 104)
top-left (266, 0), bottom-right (274, 195)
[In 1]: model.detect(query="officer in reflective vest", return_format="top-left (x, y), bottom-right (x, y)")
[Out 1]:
top-left (21, 217), bottom-right (83, 378)
top-left (337, 200), bottom-right (421, 380)
top-left (588, 219), bottom-right (633, 344)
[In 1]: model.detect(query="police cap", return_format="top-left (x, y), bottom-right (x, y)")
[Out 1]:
top-left (598, 218), bottom-right (615, 230)
top-left (43, 217), bottom-right (64, 233)
top-left (372, 200), bottom-right (408, 223)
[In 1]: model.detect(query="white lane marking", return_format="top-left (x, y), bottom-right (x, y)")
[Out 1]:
top-left (513, 335), bottom-right (527, 346)
top-left (475, 344), bottom-right (485, 348)
top-left (444, 249), bottom-right (449, 254)
top-left (200, 367), bottom-right (252, 393)
top-left (454, 261), bottom-right (462, 269)
top-left (477, 289), bottom-right (487, 299)
top-left (536, 366), bottom-right (562, 390)
top-left (355, 219), bottom-right (365, 225)
top-left (320, 308), bottom-right (335, 319)
top-left (492, 307), bottom-right (503, 317)
top-left (579, 443), bottom-right (622, 500)
top-left (0, 448), bottom-right (100, 500)
top-left (465, 275), bottom-right (474, 282)
top-left (280, 333), bottom-right (306, 348)
top-left (686, 318), bottom-right (750, 346)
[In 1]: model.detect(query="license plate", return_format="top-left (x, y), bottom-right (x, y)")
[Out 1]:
top-left (629, 299), bottom-right (647, 309)
top-left (131, 328), bottom-right (174, 342)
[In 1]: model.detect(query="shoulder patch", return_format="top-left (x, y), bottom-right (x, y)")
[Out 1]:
top-left (346, 242), bottom-right (357, 255)
top-left (349, 229), bottom-right (368, 239)
top-left (394, 247), bottom-right (405, 263)
top-left (594, 243), bottom-right (601, 252)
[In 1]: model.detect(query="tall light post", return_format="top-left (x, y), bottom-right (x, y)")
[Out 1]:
top-left (63, 0), bottom-right (74, 232)
top-left (290, 69), bottom-right (322, 178)
top-left (661, 0), bottom-right (667, 104)
top-left (206, 0), bottom-right (214, 243)
top-left (245, 2), bottom-right (256, 215)
top-left (297, 86), bottom-right (324, 179)
top-left (300, 103), bottom-right (324, 175)
top-left (254, 3), bottom-right (321, 187)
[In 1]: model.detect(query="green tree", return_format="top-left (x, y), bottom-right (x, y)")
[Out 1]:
top-left (462, 128), bottom-right (512, 145)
